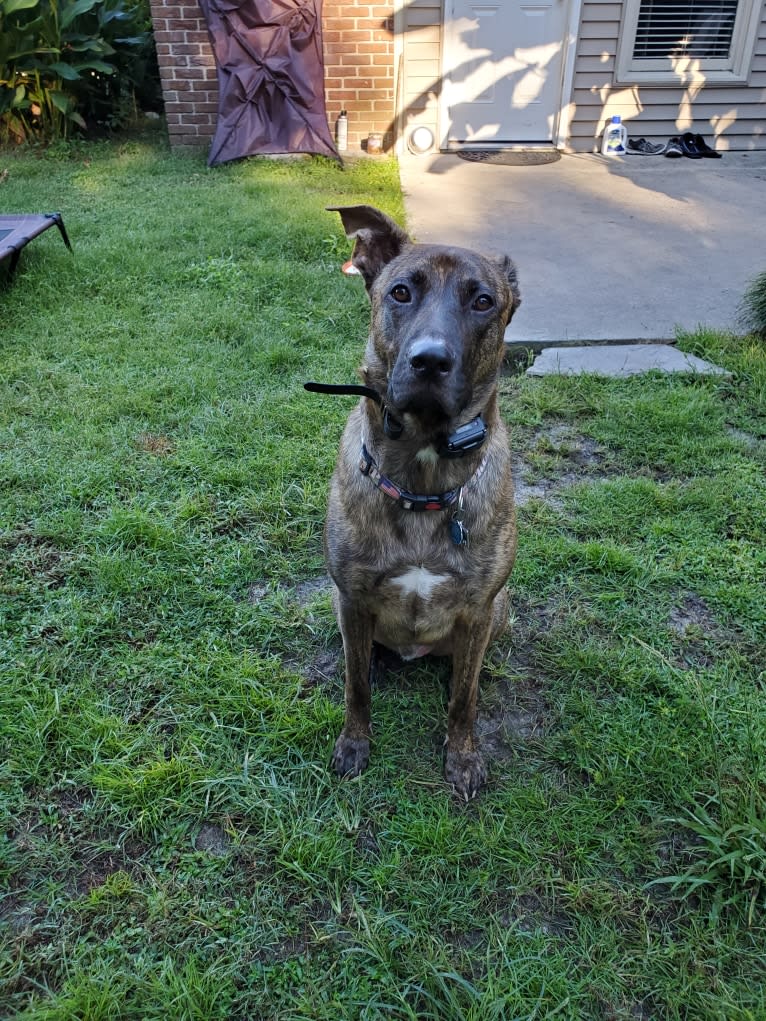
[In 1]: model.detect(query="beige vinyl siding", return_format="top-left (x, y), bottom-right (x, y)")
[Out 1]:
top-left (399, 0), bottom-right (442, 143)
top-left (568, 0), bottom-right (766, 151)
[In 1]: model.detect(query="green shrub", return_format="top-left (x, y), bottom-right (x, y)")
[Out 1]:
top-left (739, 269), bottom-right (766, 341)
top-left (0, 0), bottom-right (159, 143)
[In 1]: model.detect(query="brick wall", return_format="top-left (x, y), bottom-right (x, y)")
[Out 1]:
top-left (323, 2), bottom-right (395, 151)
top-left (149, 0), bottom-right (396, 155)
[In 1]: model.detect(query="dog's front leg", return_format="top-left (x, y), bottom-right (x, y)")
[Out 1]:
top-left (444, 613), bottom-right (494, 799)
top-left (332, 595), bottom-right (374, 779)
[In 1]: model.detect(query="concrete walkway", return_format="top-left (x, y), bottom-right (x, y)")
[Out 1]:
top-left (399, 151), bottom-right (766, 359)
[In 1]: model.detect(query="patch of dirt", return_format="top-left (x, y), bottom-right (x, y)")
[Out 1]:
top-left (289, 646), bottom-right (342, 697)
top-left (476, 678), bottom-right (548, 760)
top-left (497, 891), bottom-right (573, 937)
top-left (291, 575), bottom-right (332, 606)
top-left (246, 581), bottom-right (270, 602)
top-left (512, 473), bottom-right (564, 509)
top-left (194, 822), bottom-right (231, 857)
top-left (0, 528), bottom-right (69, 589)
top-left (667, 592), bottom-right (728, 669)
top-left (668, 593), bottom-right (715, 637)
top-left (9, 787), bottom-right (149, 899)
top-left (506, 593), bottom-right (570, 671)
top-left (246, 574), bottom-right (331, 606)
top-left (74, 849), bottom-right (140, 895)
top-left (513, 424), bottom-right (609, 508)
top-left (135, 432), bottom-right (175, 456)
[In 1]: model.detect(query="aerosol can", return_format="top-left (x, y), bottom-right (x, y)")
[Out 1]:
top-left (336, 110), bottom-right (348, 151)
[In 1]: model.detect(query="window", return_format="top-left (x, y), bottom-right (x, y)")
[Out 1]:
top-left (616, 0), bottom-right (762, 82)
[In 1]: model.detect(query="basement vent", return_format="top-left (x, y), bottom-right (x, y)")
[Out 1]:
top-left (632, 0), bottom-right (738, 60)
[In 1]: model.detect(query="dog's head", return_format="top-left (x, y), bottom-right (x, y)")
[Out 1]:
top-left (328, 205), bottom-right (521, 427)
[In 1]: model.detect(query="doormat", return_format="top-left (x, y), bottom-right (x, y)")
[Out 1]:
top-left (457, 149), bottom-right (561, 166)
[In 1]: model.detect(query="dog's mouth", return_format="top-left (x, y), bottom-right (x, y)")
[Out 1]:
top-left (388, 368), bottom-right (467, 427)
top-left (387, 337), bottom-right (468, 426)
top-left (387, 383), bottom-right (458, 424)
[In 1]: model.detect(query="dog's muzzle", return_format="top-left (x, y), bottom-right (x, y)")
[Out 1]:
top-left (390, 336), bottom-right (465, 418)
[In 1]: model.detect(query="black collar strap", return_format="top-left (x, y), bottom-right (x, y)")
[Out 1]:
top-left (304, 381), bottom-right (404, 439)
top-left (304, 381), bottom-right (381, 402)
top-left (304, 381), bottom-right (486, 456)
top-left (360, 443), bottom-right (489, 512)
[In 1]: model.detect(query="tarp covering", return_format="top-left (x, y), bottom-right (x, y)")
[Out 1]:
top-left (199, 0), bottom-right (339, 166)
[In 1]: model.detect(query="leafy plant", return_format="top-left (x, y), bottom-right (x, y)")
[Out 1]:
top-left (653, 792), bottom-right (766, 923)
top-left (0, 0), bottom-right (152, 142)
top-left (739, 269), bottom-right (766, 341)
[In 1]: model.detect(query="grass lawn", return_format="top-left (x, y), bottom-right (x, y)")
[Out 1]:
top-left (1, 134), bottom-right (765, 1020)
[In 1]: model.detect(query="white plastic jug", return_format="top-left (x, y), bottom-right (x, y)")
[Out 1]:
top-left (601, 115), bottom-right (627, 156)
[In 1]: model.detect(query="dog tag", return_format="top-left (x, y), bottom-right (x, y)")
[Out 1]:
top-left (449, 517), bottom-right (468, 546)
top-left (450, 488), bottom-right (468, 546)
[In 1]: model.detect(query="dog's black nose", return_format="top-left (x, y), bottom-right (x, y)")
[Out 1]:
top-left (409, 339), bottom-right (453, 378)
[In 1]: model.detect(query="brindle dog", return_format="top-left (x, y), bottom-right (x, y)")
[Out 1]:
top-left (318, 205), bottom-right (521, 799)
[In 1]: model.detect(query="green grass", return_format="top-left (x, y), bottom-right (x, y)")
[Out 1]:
top-left (2, 134), bottom-right (766, 1019)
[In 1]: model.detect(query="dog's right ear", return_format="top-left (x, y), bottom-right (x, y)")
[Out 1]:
top-left (327, 205), bottom-right (410, 292)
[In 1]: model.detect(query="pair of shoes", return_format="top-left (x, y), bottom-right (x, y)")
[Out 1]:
top-left (627, 137), bottom-right (665, 155)
top-left (665, 132), bottom-right (722, 158)
top-left (683, 131), bottom-right (721, 158)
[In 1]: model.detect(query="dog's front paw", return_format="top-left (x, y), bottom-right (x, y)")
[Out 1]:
top-left (444, 747), bottom-right (487, 800)
top-left (332, 732), bottom-right (370, 779)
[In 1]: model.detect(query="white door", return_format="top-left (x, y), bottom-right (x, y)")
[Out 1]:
top-left (442, 0), bottom-right (569, 146)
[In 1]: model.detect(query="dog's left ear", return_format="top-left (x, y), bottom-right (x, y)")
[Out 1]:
top-left (327, 205), bottom-right (410, 292)
top-left (498, 255), bottom-right (522, 320)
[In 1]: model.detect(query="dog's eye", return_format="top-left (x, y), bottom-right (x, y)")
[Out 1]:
top-left (472, 294), bottom-right (494, 312)
top-left (390, 284), bottom-right (412, 304)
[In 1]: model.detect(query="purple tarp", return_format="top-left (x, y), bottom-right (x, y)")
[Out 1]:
top-left (199, 0), bottom-right (339, 166)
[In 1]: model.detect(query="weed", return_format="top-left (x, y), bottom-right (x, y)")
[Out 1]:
top-left (655, 793), bottom-right (766, 924)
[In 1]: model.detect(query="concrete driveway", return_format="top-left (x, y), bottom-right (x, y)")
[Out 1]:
top-left (399, 150), bottom-right (766, 345)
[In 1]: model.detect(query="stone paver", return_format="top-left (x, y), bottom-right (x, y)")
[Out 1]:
top-left (525, 343), bottom-right (730, 377)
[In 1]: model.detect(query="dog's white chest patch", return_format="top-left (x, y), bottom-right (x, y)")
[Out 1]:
top-left (391, 566), bottom-right (451, 600)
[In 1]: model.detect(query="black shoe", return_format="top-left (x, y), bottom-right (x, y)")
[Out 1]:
top-left (679, 132), bottom-right (704, 158)
top-left (693, 133), bottom-right (722, 158)
top-left (664, 137), bottom-right (684, 158)
top-left (628, 137), bottom-right (665, 155)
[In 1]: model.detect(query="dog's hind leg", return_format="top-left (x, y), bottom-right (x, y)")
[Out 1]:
top-left (443, 612), bottom-right (495, 799)
top-left (332, 595), bottom-right (374, 779)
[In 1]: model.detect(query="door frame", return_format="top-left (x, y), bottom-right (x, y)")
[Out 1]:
top-left (435, 0), bottom-right (583, 151)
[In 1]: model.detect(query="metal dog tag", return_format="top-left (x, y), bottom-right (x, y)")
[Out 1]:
top-left (449, 489), bottom-right (469, 546)
top-left (449, 517), bottom-right (468, 546)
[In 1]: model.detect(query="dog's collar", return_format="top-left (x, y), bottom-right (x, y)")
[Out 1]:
top-left (359, 443), bottom-right (489, 513)
top-left (304, 381), bottom-right (487, 458)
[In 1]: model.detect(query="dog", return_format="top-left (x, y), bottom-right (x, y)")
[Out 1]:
top-left (312, 205), bottom-right (521, 799)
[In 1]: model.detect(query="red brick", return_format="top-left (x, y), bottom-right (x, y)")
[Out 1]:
top-left (356, 42), bottom-right (392, 55)
top-left (169, 43), bottom-right (202, 55)
top-left (175, 67), bottom-right (208, 79)
top-left (336, 30), bottom-right (370, 42)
